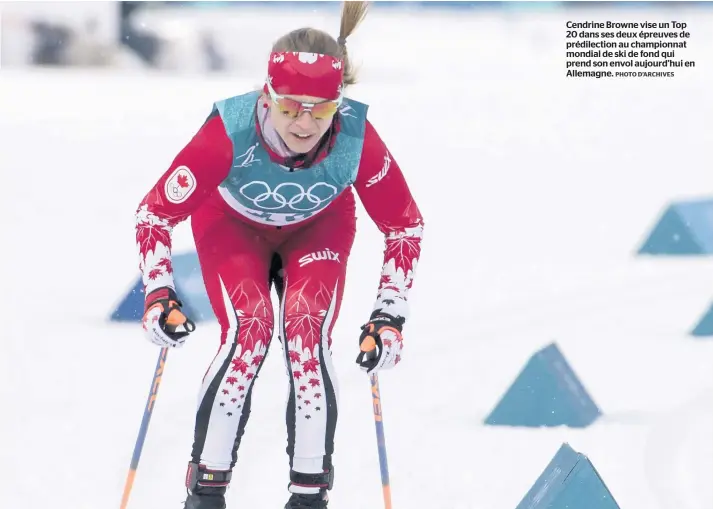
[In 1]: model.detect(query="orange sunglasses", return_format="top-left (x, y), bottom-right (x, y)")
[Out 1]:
top-left (265, 79), bottom-right (343, 120)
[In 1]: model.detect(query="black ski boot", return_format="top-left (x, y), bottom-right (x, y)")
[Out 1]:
top-left (284, 491), bottom-right (329, 509)
top-left (284, 468), bottom-right (333, 509)
top-left (183, 462), bottom-right (232, 509)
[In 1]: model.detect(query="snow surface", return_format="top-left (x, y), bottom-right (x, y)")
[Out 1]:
top-left (2, 6), bottom-right (713, 509)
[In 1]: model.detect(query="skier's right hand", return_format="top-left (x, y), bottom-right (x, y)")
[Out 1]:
top-left (142, 286), bottom-right (196, 349)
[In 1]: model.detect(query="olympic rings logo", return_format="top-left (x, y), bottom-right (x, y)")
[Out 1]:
top-left (239, 181), bottom-right (338, 212)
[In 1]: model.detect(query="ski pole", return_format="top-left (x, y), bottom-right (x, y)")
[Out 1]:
top-left (120, 347), bottom-right (169, 509)
top-left (369, 373), bottom-right (392, 509)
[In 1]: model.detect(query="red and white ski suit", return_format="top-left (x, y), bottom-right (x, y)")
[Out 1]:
top-left (135, 109), bottom-right (424, 490)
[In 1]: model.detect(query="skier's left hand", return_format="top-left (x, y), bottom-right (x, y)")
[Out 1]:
top-left (356, 311), bottom-right (405, 374)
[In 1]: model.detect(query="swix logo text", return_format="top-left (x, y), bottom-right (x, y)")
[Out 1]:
top-left (366, 152), bottom-right (391, 188)
top-left (298, 248), bottom-right (340, 267)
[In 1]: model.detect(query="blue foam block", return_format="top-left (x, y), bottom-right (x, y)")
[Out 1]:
top-left (638, 198), bottom-right (713, 255)
top-left (110, 251), bottom-right (216, 322)
top-left (692, 301), bottom-right (713, 337)
top-left (516, 443), bottom-right (621, 509)
top-left (484, 343), bottom-right (601, 428)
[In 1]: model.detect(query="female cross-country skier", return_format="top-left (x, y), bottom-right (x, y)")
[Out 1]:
top-left (135, 2), bottom-right (424, 508)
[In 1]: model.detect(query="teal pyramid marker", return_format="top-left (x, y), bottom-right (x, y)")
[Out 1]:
top-left (692, 301), bottom-right (713, 337)
top-left (516, 443), bottom-right (621, 509)
top-left (484, 343), bottom-right (601, 428)
top-left (638, 198), bottom-right (713, 255)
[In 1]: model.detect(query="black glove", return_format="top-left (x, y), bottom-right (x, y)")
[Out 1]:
top-left (355, 311), bottom-right (405, 374)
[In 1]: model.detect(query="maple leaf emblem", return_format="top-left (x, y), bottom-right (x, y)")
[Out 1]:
top-left (384, 228), bottom-right (422, 276)
top-left (251, 354), bottom-right (264, 366)
top-left (147, 268), bottom-right (163, 280)
top-left (304, 400), bottom-right (311, 406)
top-left (308, 378), bottom-right (321, 388)
top-left (299, 385), bottom-right (307, 392)
top-left (237, 385), bottom-right (245, 392)
top-left (229, 286), bottom-right (271, 356)
top-left (246, 373), bottom-right (255, 380)
top-left (302, 358), bottom-right (320, 374)
top-left (288, 351), bottom-right (301, 364)
top-left (157, 257), bottom-right (173, 274)
top-left (226, 376), bottom-right (239, 385)
top-left (293, 371), bottom-right (303, 380)
top-left (314, 393), bottom-right (322, 399)
top-left (379, 273), bottom-right (392, 288)
top-left (231, 398), bottom-right (238, 403)
top-left (177, 174), bottom-right (190, 188)
top-left (135, 205), bottom-right (173, 259)
top-left (222, 389), bottom-right (230, 395)
top-left (284, 278), bottom-right (332, 351)
top-left (231, 357), bottom-right (248, 374)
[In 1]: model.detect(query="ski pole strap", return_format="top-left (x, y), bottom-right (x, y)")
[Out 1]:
top-left (289, 468), bottom-right (334, 490)
top-left (186, 462), bottom-right (232, 489)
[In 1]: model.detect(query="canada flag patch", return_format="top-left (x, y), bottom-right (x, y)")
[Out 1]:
top-left (164, 166), bottom-right (196, 204)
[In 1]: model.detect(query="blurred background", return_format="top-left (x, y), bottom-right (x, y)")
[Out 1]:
top-left (1, 1), bottom-right (707, 73)
top-left (2, 2), bottom-right (713, 509)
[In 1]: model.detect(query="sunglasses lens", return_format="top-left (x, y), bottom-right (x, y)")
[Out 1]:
top-left (309, 101), bottom-right (339, 119)
top-left (274, 96), bottom-right (339, 120)
top-left (276, 97), bottom-right (302, 118)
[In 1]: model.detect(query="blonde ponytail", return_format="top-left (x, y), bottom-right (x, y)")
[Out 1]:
top-left (271, 1), bottom-right (370, 86)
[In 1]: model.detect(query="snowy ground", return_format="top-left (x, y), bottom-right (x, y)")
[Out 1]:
top-left (2, 6), bottom-right (713, 509)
